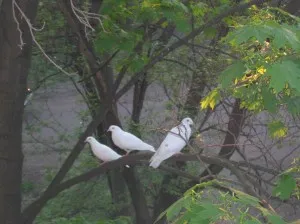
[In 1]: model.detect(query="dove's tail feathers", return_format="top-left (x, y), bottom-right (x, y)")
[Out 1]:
top-left (143, 143), bottom-right (155, 152)
top-left (149, 158), bottom-right (163, 169)
top-left (149, 151), bottom-right (158, 162)
top-left (148, 145), bottom-right (156, 152)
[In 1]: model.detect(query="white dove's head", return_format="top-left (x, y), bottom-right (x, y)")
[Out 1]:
top-left (107, 125), bottom-right (121, 133)
top-left (85, 136), bottom-right (95, 143)
top-left (182, 117), bottom-right (194, 126)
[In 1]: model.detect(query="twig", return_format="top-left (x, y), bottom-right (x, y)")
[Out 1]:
top-left (13, 1), bottom-right (75, 77)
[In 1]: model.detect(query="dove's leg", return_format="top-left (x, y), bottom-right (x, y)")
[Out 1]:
top-left (100, 161), bottom-right (108, 165)
top-left (124, 151), bottom-right (131, 156)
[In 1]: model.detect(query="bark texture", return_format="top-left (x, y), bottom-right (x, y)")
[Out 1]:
top-left (0, 0), bottom-right (38, 223)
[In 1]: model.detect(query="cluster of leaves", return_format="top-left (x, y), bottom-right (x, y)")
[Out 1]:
top-left (273, 158), bottom-right (300, 200)
top-left (157, 181), bottom-right (286, 224)
top-left (201, 6), bottom-right (300, 139)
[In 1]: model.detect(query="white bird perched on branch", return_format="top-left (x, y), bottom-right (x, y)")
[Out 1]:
top-left (107, 125), bottom-right (156, 155)
top-left (85, 136), bottom-right (129, 167)
top-left (149, 117), bottom-right (194, 169)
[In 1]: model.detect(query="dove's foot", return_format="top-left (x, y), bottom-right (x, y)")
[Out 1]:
top-left (124, 151), bottom-right (131, 156)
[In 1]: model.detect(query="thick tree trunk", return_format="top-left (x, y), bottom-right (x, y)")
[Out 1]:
top-left (0, 0), bottom-right (38, 223)
top-left (200, 99), bottom-right (246, 177)
top-left (132, 77), bottom-right (148, 124)
top-left (127, 76), bottom-right (152, 223)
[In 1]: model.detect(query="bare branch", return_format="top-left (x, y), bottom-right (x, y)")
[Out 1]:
top-left (13, 1), bottom-right (75, 77)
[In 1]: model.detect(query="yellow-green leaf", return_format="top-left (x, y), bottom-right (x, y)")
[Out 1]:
top-left (200, 89), bottom-right (220, 110)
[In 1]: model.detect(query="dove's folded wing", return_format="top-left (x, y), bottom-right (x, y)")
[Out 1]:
top-left (121, 132), bottom-right (155, 152)
top-left (149, 124), bottom-right (190, 168)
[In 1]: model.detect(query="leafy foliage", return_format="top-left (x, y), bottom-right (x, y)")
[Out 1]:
top-left (272, 158), bottom-right (300, 201)
top-left (266, 59), bottom-right (300, 93)
top-left (200, 89), bottom-right (221, 110)
top-left (226, 21), bottom-right (300, 50)
top-left (267, 121), bottom-right (288, 139)
top-left (219, 60), bottom-right (247, 88)
top-left (158, 181), bottom-right (287, 224)
top-left (273, 174), bottom-right (297, 200)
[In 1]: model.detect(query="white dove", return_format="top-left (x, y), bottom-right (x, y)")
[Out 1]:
top-left (85, 136), bottom-right (129, 167)
top-left (107, 125), bottom-right (156, 155)
top-left (149, 117), bottom-right (194, 168)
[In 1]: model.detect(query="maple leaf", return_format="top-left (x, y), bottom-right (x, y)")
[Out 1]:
top-left (273, 174), bottom-right (296, 200)
top-left (219, 61), bottom-right (246, 88)
top-left (266, 59), bottom-right (300, 92)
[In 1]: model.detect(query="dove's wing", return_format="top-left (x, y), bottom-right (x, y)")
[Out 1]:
top-left (149, 124), bottom-right (191, 168)
top-left (114, 130), bottom-right (155, 152)
top-left (91, 142), bottom-right (121, 162)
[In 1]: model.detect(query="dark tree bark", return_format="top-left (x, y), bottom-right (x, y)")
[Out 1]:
top-left (200, 99), bottom-right (246, 177)
top-left (0, 0), bottom-right (38, 223)
top-left (132, 77), bottom-right (148, 124)
top-left (152, 173), bottom-right (183, 224)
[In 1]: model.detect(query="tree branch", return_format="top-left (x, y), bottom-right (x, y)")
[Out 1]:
top-left (116, 0), bottom-right (267, 99)
top-left (21, 150), bottom-right (279, 219)
top-left (21, 102), bottom-right (111, 223)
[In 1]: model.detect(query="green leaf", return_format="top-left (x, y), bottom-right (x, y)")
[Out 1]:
top-left (119, 38), bottom-right (135, 51)
top-left (231, 189), bottom-right (260, 207)
top-left (172, 211), bottom-right (192, 224)
top-left (245, 220), bottom-right (262, 224)
top-left (285, 96), bottom-right (300, 115)
top-left (261, 87), bottom-right (277, 113)
top-left (191, 2), bottom-right (207, 18)
top-left (129, 56), bottom-right (148, 72)
top-left (95, 33), bottom-right (119, 53)
top-left (175, 17), bottom-right (191, 33)
top-left (271, 23), bottom-right (300, 50)
top-left (267, 121), bottom-right (288, 139)
top-left (226, 25), bottom-right (269, 45)
top-left (219, 61), bottom-right (246, 87)
top-left (266, 60), bottom-right (300, 92)
top-left (203, 27), bottom-right (217, 38)
top-left (266, 214), bottom-right (287, 224)
top-left (272, 174), bottom-right (296, 200)
top-left (190, 203), bottom-right (223, 223)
